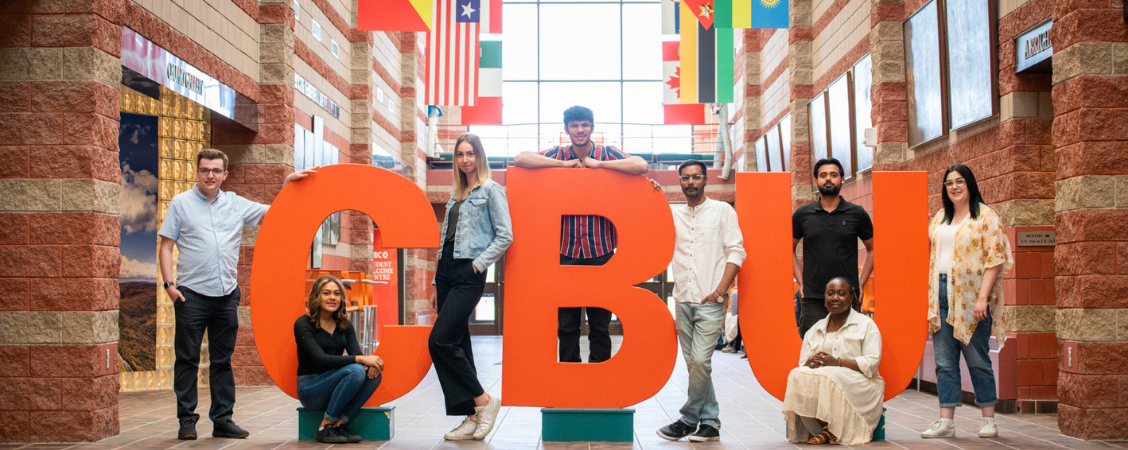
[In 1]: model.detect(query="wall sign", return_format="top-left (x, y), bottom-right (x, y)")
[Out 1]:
top-left (1016, 21), bottom-right (1052, 73)
top-left (295, 73), bottom-right (341, 118)
top-left (1017, 231), bottom-right (1056, 246)
top-left (120, 27), bottom-right (237, 119)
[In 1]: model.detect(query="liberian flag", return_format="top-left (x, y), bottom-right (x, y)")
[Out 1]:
top-left (460, 39), bottom-right (502, 124)
top-left (357, 0), bottom-right (432, 32)
top-left (663, 40), bottom-right (707, 124)
top-left (426, 0), bottom-right (481, 106)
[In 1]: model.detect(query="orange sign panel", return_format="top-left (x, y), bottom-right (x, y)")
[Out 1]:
top-left (502, 168), bottom-right (678, 408)
top-left (250, 164), bottom-right (439, 406)
top-left (736, 172), bottom-right (929, 402)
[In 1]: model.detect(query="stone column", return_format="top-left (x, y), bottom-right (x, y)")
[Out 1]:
top-left (867, 0), bottom-right (908, 172)
top-left (788, 0), bottom-right (816, 210)
top-left (397, 31), bottom-right (434, 325)
top-left (741, 30), bottom-right (764, 172)
top-left (1050, 0), bottom-right (1128, 439)
top-left (0, 1), bottom-right (123, 442)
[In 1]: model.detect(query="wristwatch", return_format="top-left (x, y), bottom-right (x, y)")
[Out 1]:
top-left (712, 291), bottom-right (724, 302)
top-left (163, 281), bottom-right (175, 290)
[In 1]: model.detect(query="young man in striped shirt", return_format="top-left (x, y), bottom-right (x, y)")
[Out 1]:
top-left (514, 105), bottom-right (649, 363)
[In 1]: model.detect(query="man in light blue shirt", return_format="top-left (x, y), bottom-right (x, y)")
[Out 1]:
top-left (159, 148), bottom-right (312, 440)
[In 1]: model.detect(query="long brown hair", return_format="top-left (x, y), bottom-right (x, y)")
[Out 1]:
top-left (452, 133), bottom-right (491, 201)
top-left (306, 276), bottom-right (349, 331)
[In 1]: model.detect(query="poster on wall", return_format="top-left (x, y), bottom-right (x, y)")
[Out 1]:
top-left (118, 112), bottom-right (160, 372)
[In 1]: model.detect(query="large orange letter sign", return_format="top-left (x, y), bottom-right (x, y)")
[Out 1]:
top-left (737, 171), bottom-right (929, 401)
top-left (503, 168), bottom-right (677, 408)
top-left (250, 164), bottom-right (439, 406)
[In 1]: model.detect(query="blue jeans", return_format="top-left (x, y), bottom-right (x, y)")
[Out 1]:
top-left (933, 273), bottom-right (997, 407)
top-left (676, 301), bottom-right (726, 428)
top-left (297, 364), bottom-right (382, 423)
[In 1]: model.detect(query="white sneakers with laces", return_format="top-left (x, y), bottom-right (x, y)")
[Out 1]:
top-left (920, 418), bottom-right (956, 438)
top-left (444, 416), bottom-right (477, 440)
top-left (978, 417), bottom-right (998, 438)
top-left (472, 394), bottom-right (502, 439)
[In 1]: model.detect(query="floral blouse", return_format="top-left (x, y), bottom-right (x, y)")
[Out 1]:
top-left (927, 204), bottom-right (1013, 348)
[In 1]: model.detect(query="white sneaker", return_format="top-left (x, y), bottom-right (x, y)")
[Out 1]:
top-left (978, 418), bottom-right (998, 438)
top-left (472, 395), bottom-right (502, 439)
top-left (443, 416), bottom-right (477, 440)
top-left (920, 419), bottom-right (956, 438)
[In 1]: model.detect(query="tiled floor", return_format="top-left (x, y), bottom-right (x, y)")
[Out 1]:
top-left (6, 337), bottom-right (1126, 449)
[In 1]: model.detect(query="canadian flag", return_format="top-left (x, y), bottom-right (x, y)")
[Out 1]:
top-left (663, 40), bottom-right (706, 125)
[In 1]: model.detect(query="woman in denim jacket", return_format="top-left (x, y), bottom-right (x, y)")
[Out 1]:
top-left (430, 133), bottom-right (513, 441)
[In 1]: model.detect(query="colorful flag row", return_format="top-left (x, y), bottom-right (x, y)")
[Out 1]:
top-left (670, 0), bottom-right (789, 30)
top-left (359, 0), bottom-right (501, 33)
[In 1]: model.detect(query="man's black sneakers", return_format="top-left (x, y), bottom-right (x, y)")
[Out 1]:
top-left (315, 424), bottom-right (349, 443)
top-left (212, 419), bottom-right (250, 438)
top-left (688, 424), bottom-right (721, 442)
top-left (657, 420), bottom-right (697, 441)
top-left (177, 419), bottom-right (197, 440)
top-left (337, 423), bottom-right (363, 443)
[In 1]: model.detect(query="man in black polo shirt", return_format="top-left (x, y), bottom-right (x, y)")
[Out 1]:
top-left (792, 158), bottom-right (874, 339)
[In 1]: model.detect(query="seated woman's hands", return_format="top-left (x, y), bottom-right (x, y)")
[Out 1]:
top-left (804, 351), bottom-right (839, 369)
top-left (357, 355), bottom-right (385, 379)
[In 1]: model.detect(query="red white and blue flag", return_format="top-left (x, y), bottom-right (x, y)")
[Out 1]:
top-left (426, 0), bottom-right (482, 106)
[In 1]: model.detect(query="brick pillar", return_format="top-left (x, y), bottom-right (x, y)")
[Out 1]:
top-left (868, 0), bottom-right (908, 172)
top-left (1050, 0), bottom-right (1128, 439)
top-left (214, 8), bottom-right (298, 387)
top-left (0, 1), bottom-right (123, 442)
top-left (349, 36), bottom-right (375, 275)
top-left (741, 30), bottom-right (765, 172)
top-left (788, 0), bottom-right (816, 209)
top-left (397, 31), bottom-right (433, 324)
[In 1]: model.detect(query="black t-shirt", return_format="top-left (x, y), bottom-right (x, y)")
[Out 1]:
top-left (792, 198), bottom-right (874, 299)
top-left (445, 199), bottom-right (464, 243)
top-left (294, 315), bottom-right (362, 376)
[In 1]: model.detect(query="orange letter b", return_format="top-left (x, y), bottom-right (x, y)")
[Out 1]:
top-left (502, 168), bottom-right (677, 408)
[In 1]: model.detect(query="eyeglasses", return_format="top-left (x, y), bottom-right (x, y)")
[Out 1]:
top-left (679, 174), bottom-right (705, 181)
top-left (943, 178), bottom-right (966, 189)
top-left (198, 168), bottom-right (225, 176)
top-left (567, 122), bottom-right (593, 130)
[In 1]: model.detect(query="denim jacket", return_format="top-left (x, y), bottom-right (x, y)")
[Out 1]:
top-left (438, 179), bottom-right (513, 275)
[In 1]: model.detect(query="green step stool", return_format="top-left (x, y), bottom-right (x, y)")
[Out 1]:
top-left (786, 407), bottom-right (885, 442)
top-left (298, 406), bottom-right (395, 441)
top-left (542, 408), bottom-right (634, 442)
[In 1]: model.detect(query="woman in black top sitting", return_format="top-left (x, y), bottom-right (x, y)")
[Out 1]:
top-left (294, 276), bottom-right (384, 443)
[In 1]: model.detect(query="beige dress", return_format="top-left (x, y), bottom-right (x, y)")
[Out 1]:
top-left (782, 309), bottom-right (885, 445)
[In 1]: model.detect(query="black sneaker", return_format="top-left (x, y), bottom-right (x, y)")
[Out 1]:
top-left (657, 420), bottom-right (697, 441)
top-left (314, 424), bottom-right (349, 444)
top-left (337, 423), bottom-right (363, 443)
top-left (177, 419), bottom-right (197, 440)
top-left (212, 419), bottom-right (250, 438)
top-left (688, 424), bottom-right (720, 442)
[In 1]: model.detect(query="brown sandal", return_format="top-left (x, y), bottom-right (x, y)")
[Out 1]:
top-left (807, 430), bottom-right (833, 444)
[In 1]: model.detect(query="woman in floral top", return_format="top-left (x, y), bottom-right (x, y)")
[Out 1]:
top-left (920, 165), bottom-right (1013, 440)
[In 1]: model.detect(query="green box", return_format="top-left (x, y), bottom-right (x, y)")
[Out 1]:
top-left (541, 408), bottom-right (634, 442)
top-left (872, 407), bottom-right (886, 441)
top-left (297, 407), bottom-right (394, 441)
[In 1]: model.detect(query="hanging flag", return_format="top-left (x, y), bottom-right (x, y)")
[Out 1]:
top-left (662, 0), bottom-right (680, 35)
top-left (358, 0), bottom-right (432, 32)
top-left (426, 0), bottom-right (481, 106)
top-left (478, 0), bottom-right (503, 33)
top-left (663, 40), bottom-right (708, 124)
top-left (683, 0), bottom-right (715, 30)
top-left (460, 39), bottom-right (502, 125)
top-left (748, 0), bottom-right (788, 28)
top-left (680, 1), bottom-right (734, 103)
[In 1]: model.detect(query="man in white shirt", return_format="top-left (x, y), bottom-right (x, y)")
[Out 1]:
top-left (656, 160), bottom-right (746, 442)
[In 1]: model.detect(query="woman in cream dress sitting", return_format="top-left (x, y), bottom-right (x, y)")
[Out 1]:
top-left (782, 277), bottom-right (884, 445)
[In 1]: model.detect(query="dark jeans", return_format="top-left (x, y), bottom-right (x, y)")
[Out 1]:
top-left (174, 286), bottom-right (240, 423)
top-left (797, 298), bottom-right (829, 340)
top-left (933, 273), bottom-right (997, 407)
top-left (558, 253), bottom-right (614, 363)
top-left (297, 364), bottom-right (382, 422)
top-left (430, 243), bottom-right (489, 416)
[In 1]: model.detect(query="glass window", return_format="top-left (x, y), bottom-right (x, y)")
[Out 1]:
top-left (853, 55), bottom-right (874, 172)
top-left (539, 4), bottom-right (621, 80)
top-left (503, 82), bottom-right (537, 125)
top-left (779, 114), bottom-right (792, 172)
top-left (766, 125), bottom-right (782, 172)
top-left (622, 3), bottom-right (662, 80)
top-left (827, 74), bottom-right (853, 177)
top-left (754, 135), bottom-right (767, 172)
top-left (904, 1), bottom-right (944, 146)
top-left (503, 4), bottom-right (538, 80)
top-left (623, 81), bottom-right (663, 124)
top-left (809, 93), bottom-right (828, 161)
top-left (539, 82), bottom-right (622, 129)
top-left (945, 0), bottom-right (994, 129)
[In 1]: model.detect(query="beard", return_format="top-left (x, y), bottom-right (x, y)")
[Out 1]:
top-left (818, 183), bottom-right (841, 197)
